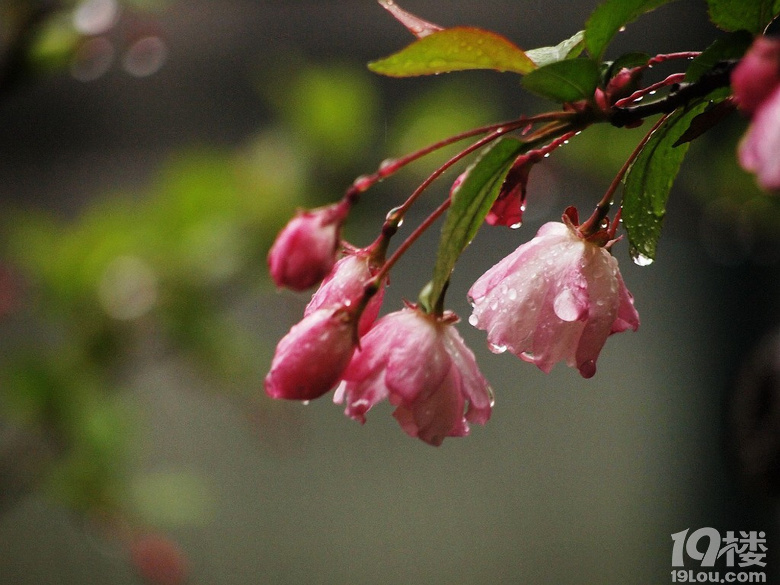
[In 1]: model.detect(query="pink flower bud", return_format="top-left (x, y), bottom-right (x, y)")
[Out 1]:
top-left (335, 306), bottom-right (492, 446)
top-left (129, 534), bottom-right (188, 585)
top-left (268, 203), bottom-right (348, 291)
top-left (732, 36), bottom-right (780, 116)
top-left (739, 85), bottom-right (780, 191)
top-left (305, 251), bottom-right (386, 336)
top-left (468, 220), bottom-right (639, 378)
top-left (265, 308), bottom-right (357, 401)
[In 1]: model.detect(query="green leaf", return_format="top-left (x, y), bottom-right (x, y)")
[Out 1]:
top-left (585, 0), bottom-right (679, 60)
top-left (707, 0), bottom-right (780, 33)
top-left (607, 52), bottom-right (651, 79)
top-left (420, 137), bottom-right (527, 312)
top-left (368, 27), bottom-right (536, 77)
top-left (525, 30), bottom-right (585, 67)
top-left (622, 101), bottom-right (710, 263)
top-left (521, 58), bottom-right (600, 103)
top-left (685, 30), bottom-right (754, 82)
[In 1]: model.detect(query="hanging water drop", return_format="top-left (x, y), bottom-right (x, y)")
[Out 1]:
top-left (510, 221), bottom-right (522, 229)
top-left (488, 342), bottom-right (508, 354)
top-left (468, 314), bottom-right (479, 327)
top-left (632, 252), bottom-right (654, 266)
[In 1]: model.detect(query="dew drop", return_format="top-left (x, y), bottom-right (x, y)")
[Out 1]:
top-left (378, 158), bottom-right (398, 176)
top-left (632, 252), bottom-right (654, 266)
top-left (302, 400), bottom-right (310, 406)
top-left (618, 25), bottom-right (626, 32)
top-left (353, 175), bottom-right (373, 192)
top-left (487, 386), bottom-right (496, 407)
top-left (468, 314), bottom-right (479, 327)
top-left (507, 288), bottom-right (517, 300)
top-left (488, 343), bottom-right (508, 354)
top-left (553, 289), bottom-right (584, 322)
top-left (510, 222), bottom-right (522, 229)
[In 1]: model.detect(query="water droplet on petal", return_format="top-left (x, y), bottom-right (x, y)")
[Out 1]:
top-left (468, 314), bottom-right (479, 327)
top-left (507, 288), bottom-right (517, 300)
top-left (510, 222), bottom-right (522, 229)
top-left (302, 400), bottom-right (310, 406)
top-left (553, 289), bottom-right (585, 322)
top-left (488, 342), bottom-right (508, 354)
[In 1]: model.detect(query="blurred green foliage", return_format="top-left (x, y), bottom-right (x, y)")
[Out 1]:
top-left (0, 2), bottom-right (508, 534)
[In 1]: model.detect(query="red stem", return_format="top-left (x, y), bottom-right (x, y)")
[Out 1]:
top-left (579, 113), bottom-right (670, 236)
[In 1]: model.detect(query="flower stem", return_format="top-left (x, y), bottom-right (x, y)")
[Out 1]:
top-left (343, 111), bottom-right (578, 204)
top-left (579, 113), bottom-right (670, 237)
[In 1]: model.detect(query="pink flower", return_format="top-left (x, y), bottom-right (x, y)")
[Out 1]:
top-left (265, 307), bottom-right (357, 401)
top-left (334, 305), bottom-right (493, 446)
top-left (739, 85), bottom-right (780, 191)
top-left (468, 219), bottom-right (639, 378)
top-left (731, 36), bottom-right (780, 116)
top-left (268, 203), bottom-right (348, 291)
top-left (305, 250), bottom-right (386, 336)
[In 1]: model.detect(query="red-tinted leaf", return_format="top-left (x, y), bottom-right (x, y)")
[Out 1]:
top-left (368, 27), bottom-right (537, 77)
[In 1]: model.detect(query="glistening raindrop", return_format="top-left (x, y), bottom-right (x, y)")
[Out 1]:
top-left (632, 252), bottom-right (654, 266)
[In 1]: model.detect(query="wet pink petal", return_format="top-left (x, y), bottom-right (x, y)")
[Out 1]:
top-left (336, 306), bottom-right (492, 445)
top-left (305, 251), bottom-right (386, 336)
top-left (265, 308), bottom-right (356, 401)
top-left (739, 85), bottom-right (780, 191)
top-left (731, 36), bottom-right (780, 116)
top-left (468, 220), bottom-right (639, 378)
top-left (268, 203), bottom-right (348, 291)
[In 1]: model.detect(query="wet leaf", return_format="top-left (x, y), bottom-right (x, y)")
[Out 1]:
top-left (368, 27), bottom-right (536, 77)
top-left (685, 30), bottom-right (753, 82)
top-left (707, 0), bottom-right (780, 33)
top-left (585, 0), bottom-right (679, 60)
top-left (521, 58), bottom-right (600, 103)
top-left (526, 30), bottom-right (585, 67)
top-left (623, 101), bottom-right (710, 262)
top-left (421, 137), bottom-right (527, 312)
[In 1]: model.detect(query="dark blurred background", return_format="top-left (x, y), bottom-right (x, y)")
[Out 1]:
top-left (0, 1), bottom-right (778, 583)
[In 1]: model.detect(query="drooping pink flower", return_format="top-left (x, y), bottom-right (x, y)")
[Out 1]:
top-left (739, 85), bottom-right (780, 191)
top-left (305, 249), bottom-right (386, 336)
top-left (265, 307), bottom-right (357, 401)
top-left (731, 36), bottom-right (780, 116)
top-left (468, 219), bottom-right (639, 378)
top-left (268, 202), bottom-right (348, 291)
top-left (334, 305), bottom-right (492, 446)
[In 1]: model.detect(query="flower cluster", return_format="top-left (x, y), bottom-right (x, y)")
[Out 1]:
top-left (262, 0), bottom-right (774, 445)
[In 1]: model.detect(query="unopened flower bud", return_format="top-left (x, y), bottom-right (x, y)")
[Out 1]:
top-left (268, 203), bottom-right (348, 291)
top-left (732, 36), bottom-right (780, 115)
top-left (265, 308), bottom-right (357, 401)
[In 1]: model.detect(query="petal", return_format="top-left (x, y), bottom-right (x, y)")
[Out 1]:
top-left (384, 312), bottom-right (450, 402)
top-left (392, 365), bottom-right (466, 446)
top-left (740, 87), bottom-right (780, 191)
